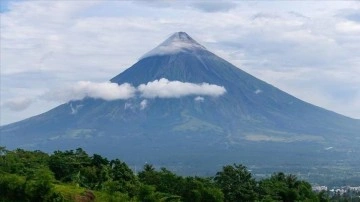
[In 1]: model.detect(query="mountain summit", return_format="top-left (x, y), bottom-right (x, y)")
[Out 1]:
top-left (1, 32), bottom-right (360, 178)
top-left (140, 32), bottom-right (206, 59)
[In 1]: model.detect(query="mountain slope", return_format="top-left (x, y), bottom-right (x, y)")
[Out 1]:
top-left (1, 32), bottom-right (359, 177)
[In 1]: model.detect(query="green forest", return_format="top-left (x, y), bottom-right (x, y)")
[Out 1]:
top-left (0, 147), bottom-right (344, 202)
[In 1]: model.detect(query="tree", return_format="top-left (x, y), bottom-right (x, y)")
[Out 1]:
top-left (0, 148), bottom-right (49, 175)
top-left (139, 166), bottom-right (184, 196)
top-left (0, 173), bottom-right (26, 200)
top-left (108, 159), bottom-right (138, 196)
top-left (138, 164), bottom-right (160, 188)
top-left (48, 148), bottom-right (91, 182)
top-left (91, 154), bottom-right (109, 168)
top-left (24, 167), bottom-right (60, 201)
top-left (258, 172), bottom-right (318, 202)
top-left (110, 159), bottom-right (135, 182)
top-left (214, 164), bottom-right (257, 202)
top-left (182, 177), bottom-right (224, 202)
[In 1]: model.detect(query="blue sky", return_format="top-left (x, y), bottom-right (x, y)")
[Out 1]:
top-left (1, 1), bottom-right (360, 125)
top-left (0, 0), bottom-right (11, 12)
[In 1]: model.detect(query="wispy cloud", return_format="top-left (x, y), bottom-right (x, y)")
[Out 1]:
top-left (140, 99), bottom-right (148, 110)
top-left (2, 98), bottom-right (33, 111)
top-left (338, 8), bottom-right (360, 22)
top-left (194, 96), bottom-right (205, 102)
top-left (138, 78), bottom-right (226, 98)
top-left (43, 81), bottom-right (136, 102)
top-left (191, 1), bottom-right (237, 13)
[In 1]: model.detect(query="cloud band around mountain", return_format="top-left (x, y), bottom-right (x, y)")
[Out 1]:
top-left (138, 78), bottom-right (226, 98)
top-left (43, 78), bottom-right (226, 102)
top-left (43, 81), bottom-right (136, 102)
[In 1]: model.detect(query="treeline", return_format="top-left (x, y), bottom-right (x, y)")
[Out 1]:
top-left (0, 147), bottom-right (329, 202)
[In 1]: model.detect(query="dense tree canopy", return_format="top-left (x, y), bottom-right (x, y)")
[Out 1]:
top-left (214, 164), bottom-right (257, 201)
top-left (0, 147), bottom-right (344, 202)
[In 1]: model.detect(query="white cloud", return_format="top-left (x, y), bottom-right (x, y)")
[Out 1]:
top-left (336, 21), bottom-right (360, 33)
top-left (43, 81), bottom-right (136, 102)
top-left (124, 102), bottom-right (134, 110)
top-left (194, 96), bottom-right (205, 102)
top-left (69, 103), bottom-right (83, 114)
top-left (140, 99), bottom-right (148, 110)
top-left (191, 1), bottom-right (237, 13)
top-left (2, 98), bottom-right (33, 111)
top-left (138, 78), bottom-right (226, 98)
top-left (40, 78), bottom-right (225, 104)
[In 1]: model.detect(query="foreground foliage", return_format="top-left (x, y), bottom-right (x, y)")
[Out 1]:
top-left (0, 146), bottom-right (331, 201)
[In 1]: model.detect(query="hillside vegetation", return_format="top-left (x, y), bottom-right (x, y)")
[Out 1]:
top-left (0, 147), bottom-right (330, 202)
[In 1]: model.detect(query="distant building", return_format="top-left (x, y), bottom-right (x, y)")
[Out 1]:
top-left (313, 186), bottom-right (328, 192)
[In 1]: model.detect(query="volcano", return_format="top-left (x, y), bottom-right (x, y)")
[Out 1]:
top-left (1, 32), bottom-right (360, 177)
